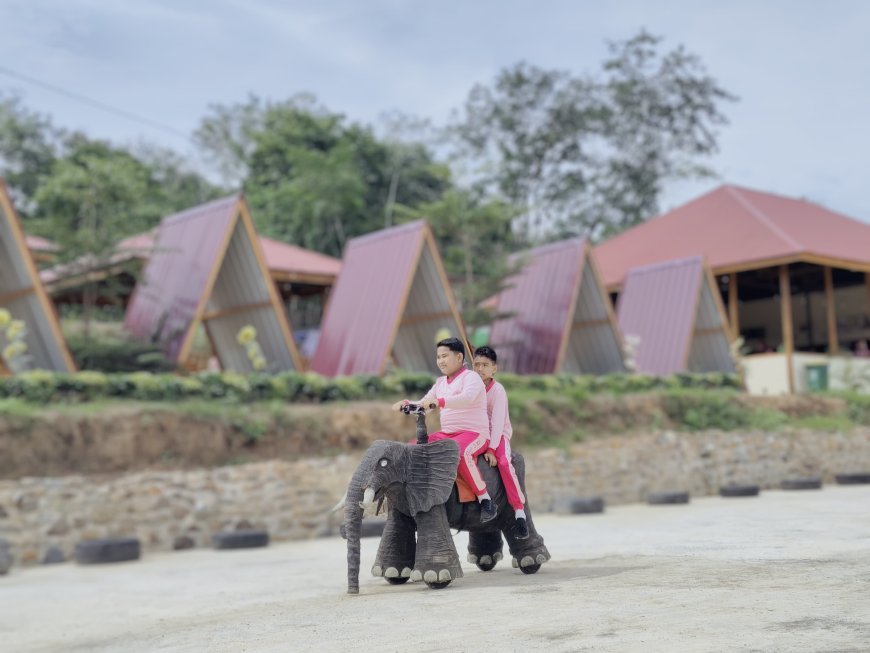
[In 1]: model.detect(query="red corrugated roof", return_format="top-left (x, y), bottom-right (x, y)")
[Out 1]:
top-left (310, 220), bottom-right (431, 376)
top-left (116, 231), bottom-right (340, 280)
top-left (24, 234), bottom-right (60, 252)
top-left (595, 184), bottom-right (870, 288)
top-left (258, 236), bottom-right (341, 280)
top-left (116, 229), bottom-right (157, 253)
top-left (490, 239), bottom-right (587, 374)
top-left (124, 196), bottom-right (240, 361)
top-left (616, 256), bottom-right (704, 375)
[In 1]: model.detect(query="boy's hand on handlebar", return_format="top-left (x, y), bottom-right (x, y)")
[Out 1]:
top-left (392, 399), bottom-right (410, 412)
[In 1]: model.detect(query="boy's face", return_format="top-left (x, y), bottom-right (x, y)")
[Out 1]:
top-left (436, 346), bottom-right (464, 376)
top-left (473, 355), bottom-right (497, 384)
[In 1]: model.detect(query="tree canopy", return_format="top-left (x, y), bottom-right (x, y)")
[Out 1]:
top-left (0, 29), bottom-right (735, 333)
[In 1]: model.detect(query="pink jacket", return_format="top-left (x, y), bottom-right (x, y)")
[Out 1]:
top-left (419, 367), bottom-right (490, 436)
top-left (485, 379), bottom-right (513, 450)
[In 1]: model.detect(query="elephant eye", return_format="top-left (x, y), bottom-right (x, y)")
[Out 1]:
top-left (379, 458), bottom-right (389, 467)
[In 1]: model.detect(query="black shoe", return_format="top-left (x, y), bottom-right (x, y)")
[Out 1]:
top-left (480, 499), bottom-right (498, 523)
top-left (514, 517), bottom-right (529, 540)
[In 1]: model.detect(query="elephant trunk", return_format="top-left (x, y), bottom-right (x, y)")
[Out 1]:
top-left (344, 463), bottom-right (370, 594)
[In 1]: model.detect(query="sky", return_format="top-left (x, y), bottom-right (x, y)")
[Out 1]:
top-left (2, 0), bottom-right (869, 221)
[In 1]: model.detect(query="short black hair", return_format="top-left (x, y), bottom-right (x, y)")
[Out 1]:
top-left (436, 337), bottom-right (466, 361)
top-left (473, 346), bottom-right (497, 363)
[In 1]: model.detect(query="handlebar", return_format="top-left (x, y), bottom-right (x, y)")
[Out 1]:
top-left (401, 402), bottom-right (428, 416)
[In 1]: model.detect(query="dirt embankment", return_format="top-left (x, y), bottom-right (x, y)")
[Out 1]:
top-left (0, 402), bottom-right (427, 479)
top-left (0, 394), bottom-right (849, 479)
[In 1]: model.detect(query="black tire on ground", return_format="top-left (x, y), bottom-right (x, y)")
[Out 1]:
top-left (647, 491), bottom-right (690, 505)
top-left (360, 519), bottom-right (386, 538)
top-left (520, 563), bottom-right (541, 575)
top-left (212, 530), bottom-right (269, 550)
top-left (720, 484), bottom-right (760, 497)
top-left (425, 580), bottom-right (452, 589)
top-left (75, 538), bottom-right (141, 564)
top-left (385, 577), bottom-right (409, 585)
top-left (781, 477), bottom-right (822, 490)
top-left (835, 473), bottom-right (870, 485)
top-left (558, 497), bottom-right (605, 514)
top-left (42, 546), bottom-right (65, 564)
top-left (0, 538), bottom-right (12, 575)
top-left (476, 561), bottom-right (497, 572)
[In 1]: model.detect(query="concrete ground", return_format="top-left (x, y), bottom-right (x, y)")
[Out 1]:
top-left (2, 485), bottom-right (869, 653)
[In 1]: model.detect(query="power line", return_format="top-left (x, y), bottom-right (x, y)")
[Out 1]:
top-left (0, 65), bottom-right (191, 142)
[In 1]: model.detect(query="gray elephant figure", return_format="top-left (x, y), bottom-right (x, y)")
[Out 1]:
top-left (343, 405), bottom-right (550, 593)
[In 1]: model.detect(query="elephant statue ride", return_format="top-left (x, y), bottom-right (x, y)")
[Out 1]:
top-left (343, 402), bottom-right (550, 593)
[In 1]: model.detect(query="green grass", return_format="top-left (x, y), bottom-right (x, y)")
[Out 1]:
top-left (790, 414), bottom-right (855, 431)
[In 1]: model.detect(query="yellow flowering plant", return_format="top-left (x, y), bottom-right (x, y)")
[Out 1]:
top-left (237, 324), bottom-right (267, 371)
top-left (0, 311), bottom-right (30, 373)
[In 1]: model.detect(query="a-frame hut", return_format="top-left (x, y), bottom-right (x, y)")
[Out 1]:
top-left (311, 220), bottom-right (466, 376)
top-left (0, 180), bottom-right (75, 373)
top-left (489, 238), bottom-right (625, 374)
top-left (124, 195), bottom-right (302, 372)
top-left (617, 256), bottom-right (735, 376)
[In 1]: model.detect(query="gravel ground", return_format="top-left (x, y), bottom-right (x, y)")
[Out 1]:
top-left (2, 485), bottom-right (869, 653)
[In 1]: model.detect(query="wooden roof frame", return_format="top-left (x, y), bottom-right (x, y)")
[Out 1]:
top-left (170, 197), bottom-right (303, 370)
top-left (371, 223), bottom-right (467, 375)
top-left (679, 260), bottom-right (734, 371)
top-left (0, 180), bottom-right (76, 373)
top-left (312, 220), bottom-right (468, 376)
top-left (554, 241), bottom-right (625, 373)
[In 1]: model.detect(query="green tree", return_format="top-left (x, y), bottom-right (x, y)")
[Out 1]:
top-left (34, 141), bottom-right (151, 335)
top-left (196, 95), bottom-right (451, 257)
top-left (0, 94), bottom-right (60, 215)
top-left (450, 30), bottom-right (736, 241)
top-left (193, 93), bottom-right (267, 186)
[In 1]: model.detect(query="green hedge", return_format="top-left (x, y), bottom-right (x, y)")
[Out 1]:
top-left (0, 370), bottom-right (742, 404)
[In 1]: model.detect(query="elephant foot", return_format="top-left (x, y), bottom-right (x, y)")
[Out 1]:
top-left (409, 559), bottom-right (464, 585)
top-left (371, 564), bottom-right (413, 579)
top-left (466, 551), bottom-right (503, 564)
top-left (467, 529), bottom-right (504, 570)
top-left (511, 550), bottom-right (550, 574)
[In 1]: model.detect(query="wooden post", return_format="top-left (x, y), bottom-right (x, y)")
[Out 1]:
top-left (823, 266), bottom-right (839, 354)
top-left (728, 273), bottom-right (739, 341)
top-left (779, 265), bottom-right (794, 393)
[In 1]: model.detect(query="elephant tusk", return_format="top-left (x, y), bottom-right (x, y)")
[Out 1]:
top-left (359, 487), bottom-right (376, 512)
top-left (330, 493), bottom-right (347, 513)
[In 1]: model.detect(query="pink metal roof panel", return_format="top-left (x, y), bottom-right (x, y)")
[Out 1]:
top-left (616, 256), bottom-right (704, 376)
top-left (124, 195), bottom-right (239, 361)
top-left (310, 221), bottom-right (427, 376)
top-left (595, 184), bottom-right (870, 288)
top-left (259, 236), bottom-right (341, 279)
top-left (489, 238), bottom-right (586, 374)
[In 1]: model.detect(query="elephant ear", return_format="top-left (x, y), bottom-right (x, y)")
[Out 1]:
top-left (406, 439), bottom-right (460, 516)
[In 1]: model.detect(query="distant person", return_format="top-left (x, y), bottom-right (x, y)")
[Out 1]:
top-left (393, 337), bottom-right (497, 523)
top-left (855, 340), bottom-right (870, 358)
top-left (473, 345), bottom-right (529, 540)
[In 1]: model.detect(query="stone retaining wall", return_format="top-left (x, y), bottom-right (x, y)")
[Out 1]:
top-left (1, 428), bottom-right (868, 568)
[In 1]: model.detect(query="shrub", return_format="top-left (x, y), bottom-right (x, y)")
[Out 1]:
top-left (662, 389), bottom-right (748, 431)
top-left (0, 369), bottom-right (748, 405)
top-left (841, 391), bottom-right (870, 426)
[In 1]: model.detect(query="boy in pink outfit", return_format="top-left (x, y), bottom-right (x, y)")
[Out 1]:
top-left (393, 337), bottom-right (497, 523)
top-left (473, 346), bottom-right (529, 540)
